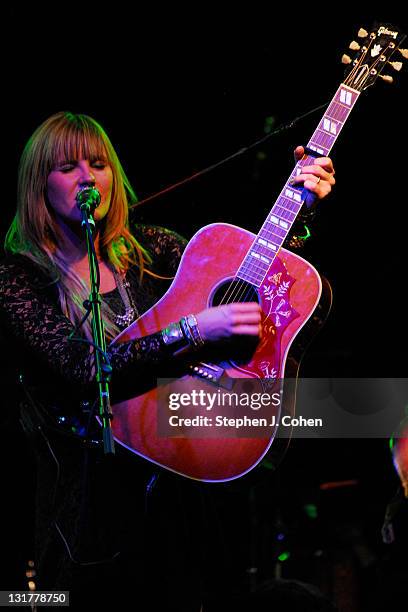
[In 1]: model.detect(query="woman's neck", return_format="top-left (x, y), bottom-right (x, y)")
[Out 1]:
top-left (55, 216), bottom-right (102, 264)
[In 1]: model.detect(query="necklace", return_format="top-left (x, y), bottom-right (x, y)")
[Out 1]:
top-left (112, 269), bottom-right (139, 327)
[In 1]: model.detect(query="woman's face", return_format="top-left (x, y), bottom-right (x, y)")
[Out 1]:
top-left (47, 158), bottom-right (113, 225)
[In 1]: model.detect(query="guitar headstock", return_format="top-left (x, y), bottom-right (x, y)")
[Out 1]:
top-left (341, 24), bottom-right (407, 91)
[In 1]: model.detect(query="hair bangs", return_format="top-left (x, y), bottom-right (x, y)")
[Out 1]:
top-left (45, 114), bottom-right (109, 172)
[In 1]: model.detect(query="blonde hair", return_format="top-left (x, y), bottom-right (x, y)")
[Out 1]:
top-left (5, 111), bottom-right (152, 340)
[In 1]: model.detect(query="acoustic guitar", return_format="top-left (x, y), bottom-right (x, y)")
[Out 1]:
top-left (109, 24), bottom-right (406, 481)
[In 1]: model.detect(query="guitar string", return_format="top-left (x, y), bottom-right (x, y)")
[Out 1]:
top-left (208, 78), bottom-right (364, 325)
top-left (215, 139), bottom-right (324, 308)
top-left (216, 191), bottom-right (300, 307)
top-left (217, 152), bottom-right (315, 308)
top-left (218, 87), bottom-right (351, 309)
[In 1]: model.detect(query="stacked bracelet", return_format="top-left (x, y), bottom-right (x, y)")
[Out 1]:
top-left (162, 315), bottom-right (205, 354)
top-left (180, 315), bottom-right (205, 349)
top-left (161, 321), bottom-right (186, 347)
top-left (186, 314), bottom-right (205, 347)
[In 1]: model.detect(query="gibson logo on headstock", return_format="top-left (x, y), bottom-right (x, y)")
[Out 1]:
top-left (377, 26), bottom-right (398, 39)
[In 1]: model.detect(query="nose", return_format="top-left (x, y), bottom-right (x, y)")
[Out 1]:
top-left (78, 161), bottom-right (96, 187)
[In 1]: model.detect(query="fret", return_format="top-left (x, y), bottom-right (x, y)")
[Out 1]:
top-left (326, 106), bottom-right (349, 123)
top-left (339, 88), bottom-right (353, 106)
top-left (239, 263), bottom-right (267, 278)
top-left (330, 88), bottom-right (358, 115)
top-left (239, 262), bottom-right (269, 280)
top-left (324, 98), bottom-right (347, 117)
top-left (271, 206), bottom-right (296, 222)
top-left (270, 205), bottom-right (298, 221)
top-left (238, 265), bottom-right (266, 282)
top-left (244, 254), bottom-right (271, 270)
top-left (282, 189), bottom-right (303, 204)
top-left (256, 237), bottom-right (281, 253)
top-left (241, 258), bottom-right (273, 276)
top-left (321, 117), bottom-right (340, 135)
top-left (326, 106), bottom-right (349, 124)
top-left (313, 129), bottom-right (335, 146)
top-left (242, 251), bottom-right (271, 266)
top-left (258, 240), bottom-right (283, 254)
top-left (263, 226), bottom-right (287, 242)
top-left (315, 115), bottom-right (345, 145)
top-left (250, 251), bottom-right (272, 265)
top-left (253, 244), bottom-right (272, 259)
top-left (236, 273), bottom-right (262, 288)
top-left (327, 97), bottom-right (357, 120)
top-left (277, 198), bottom-right (300, 212)
top-left (312, 130), bottom-right (336, 151)
top-left (333, 99), bottom-right (353, 110)
top-left (270, 215), bottom-right (289, 229)
top-left (261, 224), bottom-right (287, 239)
top-left (304, 142), bottom-right (327, 156)
top-left (253, 238), bottom-right (282, 254)
top-left (256, 238), bottom-right (280, 252)
top-left (239, 261), bottom-right (266, 275)
top-left (262, 228), bottom-right (288, 244)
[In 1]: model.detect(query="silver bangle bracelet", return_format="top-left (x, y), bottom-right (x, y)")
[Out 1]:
top-left (161, 321), bottom-right (186, 346)
top-left (186, 314), bottom-right (205, 347)
top-left (179, 316), bottom-right (196, 347)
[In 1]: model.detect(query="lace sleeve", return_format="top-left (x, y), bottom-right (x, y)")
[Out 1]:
top-left (136, 224), bottom-right (188, 276)
top-left (0, 259), bottom-right (169, 386)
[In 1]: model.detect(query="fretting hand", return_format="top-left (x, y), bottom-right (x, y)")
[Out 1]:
top-left (291, 145), bottom-right (336, 208)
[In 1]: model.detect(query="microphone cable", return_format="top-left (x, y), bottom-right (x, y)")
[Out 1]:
top-left (129, 100), bottom-right (329, 210)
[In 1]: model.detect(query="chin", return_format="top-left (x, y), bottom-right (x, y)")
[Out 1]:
top-left (94, 207), bottom-right (110, 223)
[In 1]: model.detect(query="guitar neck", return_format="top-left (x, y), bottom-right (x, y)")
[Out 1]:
top-left (237, 83), bottom-right (361, 287)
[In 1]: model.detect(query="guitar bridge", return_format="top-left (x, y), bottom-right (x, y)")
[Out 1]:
top-left (189, 361), bottom-right (233, 389)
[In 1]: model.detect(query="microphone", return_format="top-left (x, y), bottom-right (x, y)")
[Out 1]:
top-left (76, 186), bottom-right (101, 214)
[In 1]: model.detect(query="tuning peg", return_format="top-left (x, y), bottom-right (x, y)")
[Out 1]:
top-left (342, 54), bottom-right (352, 65)
top-left (379, 74), bottom-right (394, 83)
top-left (358, 28), bottom-right (368, 38)
top-left (349, 41), bottom-right (360, 51)
top-left (389, 61), bottom-right (403, 71)
top-left (398, 48), bottom-right (408, 59)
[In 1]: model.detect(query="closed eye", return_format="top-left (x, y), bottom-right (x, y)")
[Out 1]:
top-left (55, 159), bottom-right (108, 172)
top-left (59, 164), bottom-right (75, 173)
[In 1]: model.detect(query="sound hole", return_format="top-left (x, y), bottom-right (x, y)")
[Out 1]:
top-left (207, 280), bottom-right (260, 365)
top-left (210, 279), bottom-right (259, 307)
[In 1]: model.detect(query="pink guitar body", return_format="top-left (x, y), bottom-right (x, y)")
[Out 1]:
top-left (110, 223), bottom-right (322, 481)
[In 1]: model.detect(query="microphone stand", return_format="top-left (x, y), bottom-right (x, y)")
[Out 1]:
top-left (80, 203), bottom-right (115, 455)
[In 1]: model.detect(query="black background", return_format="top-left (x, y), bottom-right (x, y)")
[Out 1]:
top-left (2, 6), bottom-right (407, 609)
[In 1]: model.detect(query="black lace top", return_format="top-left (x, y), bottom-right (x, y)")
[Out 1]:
top-left (0, 224), bottom-right (187, 436)
top-left (0, 225), bottom-right (186, 384)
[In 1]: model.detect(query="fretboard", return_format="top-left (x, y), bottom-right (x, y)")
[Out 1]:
top-left (237, 83), bottom-right (360, 287)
